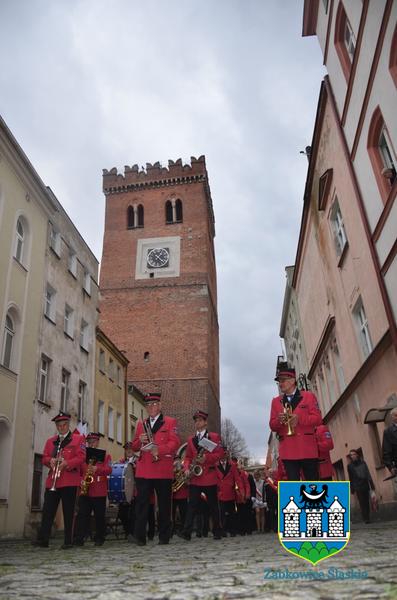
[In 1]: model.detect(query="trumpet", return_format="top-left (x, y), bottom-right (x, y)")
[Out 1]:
top-left (142, 420), bottom-right (160, 462)
top-left (49, 442), bottom-right (63, 492)
top-left (283, 402), bottom-right (295, 436)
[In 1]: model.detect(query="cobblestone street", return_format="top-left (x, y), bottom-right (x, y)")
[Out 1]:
top-left (0, 520), bottom-right (396, 600)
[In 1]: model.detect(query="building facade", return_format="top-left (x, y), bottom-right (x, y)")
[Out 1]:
top-left (29, 194), bottom-right (99, 536)
top-left (95, 326), bottom-right (129, 461)
top-left (0, 116), bottom-right (56, 537)
top-left (99, 157), bottom-right (220, 438)
top-left (275, 2), bottom-right (397, 517)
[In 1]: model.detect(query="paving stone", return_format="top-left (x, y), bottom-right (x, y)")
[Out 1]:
top-left (0, 522), bottom-right (395, 599)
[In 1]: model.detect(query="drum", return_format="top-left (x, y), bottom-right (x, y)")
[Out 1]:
top-left (108, 462), bottom-right (135, 503)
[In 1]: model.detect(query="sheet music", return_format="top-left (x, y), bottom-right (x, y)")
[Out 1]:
top-left (198, 437), bottom-right (217, 452)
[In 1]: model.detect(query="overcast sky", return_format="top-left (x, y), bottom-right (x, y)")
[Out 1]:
top-left (1, 0), bottom-right (325, 461)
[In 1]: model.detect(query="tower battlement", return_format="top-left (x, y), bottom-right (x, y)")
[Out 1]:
top-left (103, 156), bottom-right (208, 194)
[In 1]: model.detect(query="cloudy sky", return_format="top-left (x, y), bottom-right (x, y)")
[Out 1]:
top-left (1, 0), bottom-right (325, 461)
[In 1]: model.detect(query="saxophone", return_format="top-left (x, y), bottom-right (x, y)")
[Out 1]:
top-left (80, 458), bottom-right (96, 496)
top-left (172, 447), bottom-right (205, 493)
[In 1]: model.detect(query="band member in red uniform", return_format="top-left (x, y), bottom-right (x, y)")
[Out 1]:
top-left (74, 432), bottom-right (112, 546)
top-left (179, 410), bottom-right (224, 541)
top-left (232, 457), bottom-right (251, 535)
top-left (131, 392), bottom-right (180, 546)
top-left (269, 365), bottom-right (322, 481)
top-left (263, 466), bottom-right (278, 533)
top-left (316, 424), bottom-right (334, 480)
top-left (216, 450), bottom-right (243, 537)
top-left (32, 412), bottom-right (86, 549)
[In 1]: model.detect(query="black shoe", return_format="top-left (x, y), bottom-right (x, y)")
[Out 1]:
top-left (177, 531), bottom-right (191, 541)
top-left (74, 541), bottom-right (84, 547)
top-left (196, 532), bottom-right (202, 538)
top-left (94, 541), bottom-right (104, 546)
top-left (221, 531), bottom-right (227, 537)
top-left (147, 535), bottom-right (154, 541)
top-left (213, 534), bottom-right (222, 540)
top-left (202, 532), bottom-right (208, 538)
top-left (158, 539), bottom-right (169, 545)
top-left (61, 544), bottom-right (73, 549)
top-left (230, 533), bottom-right (236, 537)
top-left (129, 536), bottom-right (146, 546)
top-left (31, 540), bottom-right (49, 548)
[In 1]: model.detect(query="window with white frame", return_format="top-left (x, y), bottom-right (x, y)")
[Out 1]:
top-left (38, 356), bottom-right (51, 404)
top-left (98, 400), bottom-right (105, 434)
top-left (116, 413), bottom-right (122, 443)
top-left (78, 381), bottom-right (87, 423)
top-left (344, 18), bottom-right (356, 61)
top-left (44, 284), bottom-right (56, 322)
top-left (379, 126), bottom-right (397, 184)
top-left (80, 320), bottom-right (89, 351)
top-left (68, 250), bottom-right (77, 277)
top-left (99, 348), bottom-right (105, 373)
top-left (353, 298), bottom-right (373, 358)
top-left (14, 218), bottom-right (25, 264)
top-left (60, 369), bottom-right (70, 411)
top-left (64, 304), bottom-right (74, 338)
top-left (330, 199), bottom-right (348, 257)
top-left (108, 358), bottom-right (114, 381)
top-left (49, 223), bottom-right (61, 257)
top-left (83, 270), bottom-right (91, 295)
top-left (2, 314), bottom-right (15, 370)
top-left (108, 407), bottom-right (114, 439)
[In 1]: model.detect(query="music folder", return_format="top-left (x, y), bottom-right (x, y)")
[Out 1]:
top-left (86, 447), bottom-right (106, 463)
top-left (198, 437), bottom-right (218, 453)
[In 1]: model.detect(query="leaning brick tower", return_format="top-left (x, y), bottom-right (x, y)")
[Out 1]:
top-left (99, 157), bottom-right (220, 439)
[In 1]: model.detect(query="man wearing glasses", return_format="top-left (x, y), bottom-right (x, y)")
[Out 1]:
top-left (269, 364), bottom-right (322, 481)
top-left (131, 392), bottom-right (180, 545)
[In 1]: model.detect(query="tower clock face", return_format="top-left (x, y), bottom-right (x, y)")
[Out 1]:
top-left (147, 247), bottom-right (170, 268)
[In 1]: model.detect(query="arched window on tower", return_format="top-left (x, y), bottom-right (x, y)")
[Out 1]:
top-left (334, 2), bottom-right (356, 82)
top-left (127, 206), bottom-right (134, 229)
top-left (368, 107), bottom-right (397, 204)
top-left (175, 199), bottom-right (183, 223)
top-left (165, 200), bottom-right (173, 224)
top-left (137, 204), bottom-right (144, 228)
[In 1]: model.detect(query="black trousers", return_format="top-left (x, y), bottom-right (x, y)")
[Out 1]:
top-left (172, 498), bottom-right (188, 533)
top-left (74, 496), bottom-right (107, 543)
top-left (356, 489), bottom-right (370, 522)
top-left (118, 501), bottom-right (135, 536)
top-left (237, 500), bottom-right (253, 534)
top-left (264, 504), bottom-right (278, 532)
top-left (183, 485), bottom-right (221, 536)
top-left (219, 500), bottom-right (237, 534)
top-left (282, 459), bottom-right (319, 481)
top-left (37, 486), bottom-right (77, 545)
top-left (134, 478), bottom-right (172, 543)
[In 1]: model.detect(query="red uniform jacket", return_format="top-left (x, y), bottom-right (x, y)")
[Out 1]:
top-left (236, 469), bottom-right (250, 503)
top-left (131, 414), bottom-right (180, 479)
top-left (173, 483), bottom-right (189, 500)
top-left (43, 431), bottom-right (86, 489)
top-left (184, 432), bottom-right (224, 487)
top-left (80, 453), bottom-right (112, 497)
top-left (316, 425), bottom-right (334, 479)
top-left (269, 390), bottom-right (322, 460)
top-left (216, 461), bottom-right (243, 502)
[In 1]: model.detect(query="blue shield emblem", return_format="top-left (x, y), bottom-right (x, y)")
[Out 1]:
top-left (278, 481), bottom-right (350, 565)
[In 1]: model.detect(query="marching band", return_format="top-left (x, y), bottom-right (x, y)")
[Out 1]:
top-left (33, 365), bottom-right (330, 548)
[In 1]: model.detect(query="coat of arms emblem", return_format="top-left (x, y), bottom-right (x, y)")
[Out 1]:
top-left (278, 481), bottom-right (350, 565)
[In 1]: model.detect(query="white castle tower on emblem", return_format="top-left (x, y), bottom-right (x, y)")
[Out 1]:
top-left (327, 496), bottom-right (345, 537)
top-left (282, 497), bottom-right (301, 538)
top-left (306, 508), bottom-right (323, 537)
